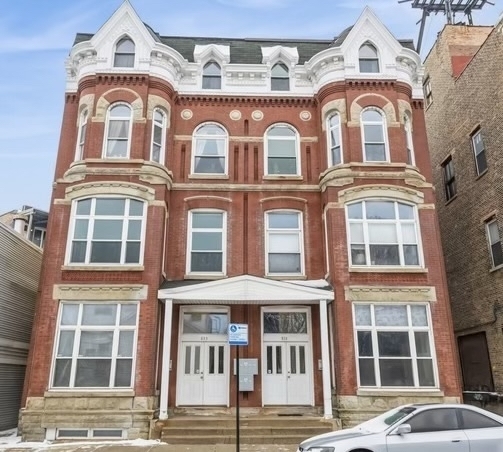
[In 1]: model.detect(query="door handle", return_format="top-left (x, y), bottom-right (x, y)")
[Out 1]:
top-left (451, 439), bottom-right (462, 443)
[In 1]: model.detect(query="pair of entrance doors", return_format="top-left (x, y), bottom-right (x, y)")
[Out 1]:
top-left (176, 308), bottom-right (313, 406)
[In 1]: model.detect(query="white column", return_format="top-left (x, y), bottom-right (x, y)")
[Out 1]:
top-left (159, 299), bottom-right (173, 420)
top-left (319, 299), bottom-right (333, 419)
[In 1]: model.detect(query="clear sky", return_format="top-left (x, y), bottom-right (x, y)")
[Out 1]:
top-left (0, 0), bottom-right (500, 214)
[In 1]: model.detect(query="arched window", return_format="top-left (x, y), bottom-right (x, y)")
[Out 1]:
top-left (327, 113), bottom-right (342, 166)
top-left (151, 108), bottom-right (166, 164)
top-left (265, 124), bottom-right (299, 175)
top-left (187, 210), bottom-right (226, 274)
top-left (202, 61), bottom-right (221, 89)
top-left (404, 114), bottom-right (415, 165)
top-left (359, 43), bottom-right (379, 73)
top-left (192, 123), bottom-right (228, 174)
top-left (114, 37), bottom-right (135, 67)
top-left (265, 210), bottom-right (304, 275)
top-left (361, 109), bottom-right (388, 162)
top-left (75, 109), bottom-right (88, 161)
top-left (346, 200), bottom-right (421, 267)
top-left (104, 104), bottom-right (132, 159)
top-left (271, 63), bottom-right (290, 91)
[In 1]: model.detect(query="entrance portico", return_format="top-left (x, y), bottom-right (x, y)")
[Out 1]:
top-left (158, 275), bottom-right (334, 420)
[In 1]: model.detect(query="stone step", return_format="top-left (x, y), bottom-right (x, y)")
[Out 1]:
top-left (162, 416), bottom-right (331, 428)
top-left (160, 434), bottom-right (316, 445)
top-left (162, 426), bottom-right (330, 437)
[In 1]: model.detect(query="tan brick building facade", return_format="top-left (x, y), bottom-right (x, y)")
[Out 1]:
top-left (424, 22), bottom-right (503, 412)
top-left (20, 2), bottom-right (461, 441)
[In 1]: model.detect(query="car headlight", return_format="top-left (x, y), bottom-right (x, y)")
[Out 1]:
top-left (308, 448), bottom-right (335, 452)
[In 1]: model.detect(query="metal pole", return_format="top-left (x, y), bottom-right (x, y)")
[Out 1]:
top-left (236, 346), bottom-right (240, 452)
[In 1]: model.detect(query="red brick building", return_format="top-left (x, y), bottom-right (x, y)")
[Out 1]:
top-left (20, 1), bottom-right (461, 441)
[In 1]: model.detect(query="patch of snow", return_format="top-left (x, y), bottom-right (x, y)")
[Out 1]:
top-left (0, 437), bottom-right (161, 451)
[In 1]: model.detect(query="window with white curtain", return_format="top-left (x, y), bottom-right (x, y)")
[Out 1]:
top-left (347, 200), bottom-right (421, 267)
top-left (75, 109), bottom-right (88, 161)
top-left (104, 104), bottom-right (132, 159)
top-left (67, 197), bottom-right (146, 265)
top-left (192, 123), bottom-right (228, 174)
top-left (113, 37), bottom-right (135, 68)
top-left (266, 124), bottom-right (299, 175)
top-left (404, 114), bottom-right (415, 165)
top-left (52, 303), bottom-right (138, 388)
top-left (353, 303), bottom-right (437, 388)
top-left (362, 109), bottom-right (388, 162)
top-left (188, 210), bottom-right (226, 274)
top-left (265, 210), bottom-right (304, 275)
top-left (327, 113), bottom-right (342, 166)
top-left (151, 108), bottom-right (166, 164)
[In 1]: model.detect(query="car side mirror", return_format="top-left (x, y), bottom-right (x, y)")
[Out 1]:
top-left (393, 424), bottom-right (411, 435)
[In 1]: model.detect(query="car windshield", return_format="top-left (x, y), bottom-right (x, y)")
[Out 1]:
top-left (356, 406), bottom-right (417, 433)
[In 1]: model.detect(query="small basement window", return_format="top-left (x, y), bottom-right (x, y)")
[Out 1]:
top-left (56, 429), bottom-right (125, 439)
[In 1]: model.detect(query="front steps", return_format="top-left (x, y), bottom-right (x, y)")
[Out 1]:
top-left (155, 414), bottom-right (337, 445)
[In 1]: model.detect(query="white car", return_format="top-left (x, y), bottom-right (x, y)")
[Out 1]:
top-left (297, 403), bottom-right (503, 452)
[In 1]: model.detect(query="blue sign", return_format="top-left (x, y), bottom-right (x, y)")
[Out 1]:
top-left (228, 323), bottom-right (248, 346)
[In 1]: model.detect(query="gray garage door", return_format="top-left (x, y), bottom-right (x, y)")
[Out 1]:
top-left (0, 364), bottom-right (25, 431)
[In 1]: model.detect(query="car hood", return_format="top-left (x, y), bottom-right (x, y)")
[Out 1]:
top-left (299, 427), bottom-right (374, 450)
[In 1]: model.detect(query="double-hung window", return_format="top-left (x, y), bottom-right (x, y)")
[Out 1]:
top-left (347, 200), bottom-right (421, 267)
top-left (75, 109), bottom-right (88, 161)
top-left (266, 124), bottom-right (299, 175)
top-left (271, 63), bottom-right (290, 91)
top-left (266, 211), bottom-right (304, 275)
top-left (67, 197), bottom-right (145, 266)
top-left (471, 129), bottom-right (488, 175)
top-left (354, 303), bottom-right (437, 388)
top-left (486, 218), bottom-right (503, 268)
top-left (404, 114), bottom-right (415, 166)
top-left (202, 61), bottom-right (222, 89)
top-left (423, 76), bottom-right (433, 107)
top-left (188, 210), bottom-right (226, 274)
top-left (441, 156), bottom-right (456, 201)
top-left (151, 108), bottom-right (166, 164)
top-left (359, 43), bottom-right (379, 73)
top-left (104, 104), bottom-right (132, 159)
top-left (327, 113), bottom-right (342, 166)
top-left (52, 303), bottom-right (138, 388)
top-left (362, 109), bottom-right (388, 162)
top-left (192, 123), bottom-right (227, 174)
top-left (113, 37), bottom-right (135, 68)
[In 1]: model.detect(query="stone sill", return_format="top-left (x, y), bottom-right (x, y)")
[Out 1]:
top-left (44, 390), bottom-right (135, 397)
top-left (266, 275), bottom-right (307, 280)
top-left (490, 264), bottom-right (503, 273)
top-left (349, 267), bottom-right (428, 274)
top-left (184, 274), bottom-right (227, 280)
top-left (188, 174), bottom-right (229, 180)
top-left (62, 265), bottom-right (144, 272)
top-left (356, 389), bottom-right (444, 397)
top-left (262, 175), bottom-right (304, 181)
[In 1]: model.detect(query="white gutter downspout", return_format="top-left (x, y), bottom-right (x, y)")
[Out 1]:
top-left (319, 299), bottom-right (333, 419)
top-left (159, 298), bottom-right (173, 420)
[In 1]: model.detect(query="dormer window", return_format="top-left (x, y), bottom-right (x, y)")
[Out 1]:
top-left (114, 37), bottom-right (135, 68)
top-left (359, 43), bottom-right (379, 73)
top-left (271, 63), bottom-right (290, 91)
top-left (202, 61), bottom-right (222, 89)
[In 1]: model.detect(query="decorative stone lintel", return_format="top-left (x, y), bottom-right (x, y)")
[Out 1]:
top-left (337, 184), bottom-right (425, 205)
top-left (65, 182), bottom-right (156, 202)
top-left (54, 284), bottom-right (148, 301)
top-left (345, 285), bottom-right (436, 302)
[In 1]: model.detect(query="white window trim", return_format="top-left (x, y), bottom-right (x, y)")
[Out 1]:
top-left (113, 36), bottom-right (135, 68)
top-left (345, 199), bottom-right (424, 269)
top-left (64, 196), bottom-right (147, 267)
top-left (270, 61), bottom-right (291, 92)
top-left (358, 42), bottom-right (380, 74)
top-left (49, 302), bottom-right (139, 390)
top-left (485, 218), bottom-right (503, 268)
top-left (190, 122), bottom-right (229, 176)
top-left (102, 103), bottom-right (133, 159)
top-left (327, 112), bottom-right (343, 166)
top-left (404, 114), bottom-right (415, 166)
top-left (55, 428), bottom-right (126, 440)
top-left (75, 109), bottom-right (88, 161)
top-left (361, 108), bottom-right (390, 163)
top-left (265, 210), bottom-right (305, 277)
top-left (150, 108), bottom-right (167, 164)
top-left (186, 209), bottom-right (227, 276)
top-left (352, 302), bottom-right (439, 390)
top-left (264, 123), bottom-right (301, 176)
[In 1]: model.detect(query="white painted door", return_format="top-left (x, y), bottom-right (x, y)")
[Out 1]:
top-left (178, 341), bottom-right (227, 405)
top-left (262, 339), bottom-right (311, 405)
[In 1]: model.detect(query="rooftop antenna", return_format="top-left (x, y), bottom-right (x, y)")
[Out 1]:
top-left (399, 0), bottom-right (494, 53)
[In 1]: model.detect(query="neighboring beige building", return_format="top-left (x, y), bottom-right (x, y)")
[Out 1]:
top-left (424, 22), bottom-right (503, 413)
top-left (0, 223), bottom-right (42, 431)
